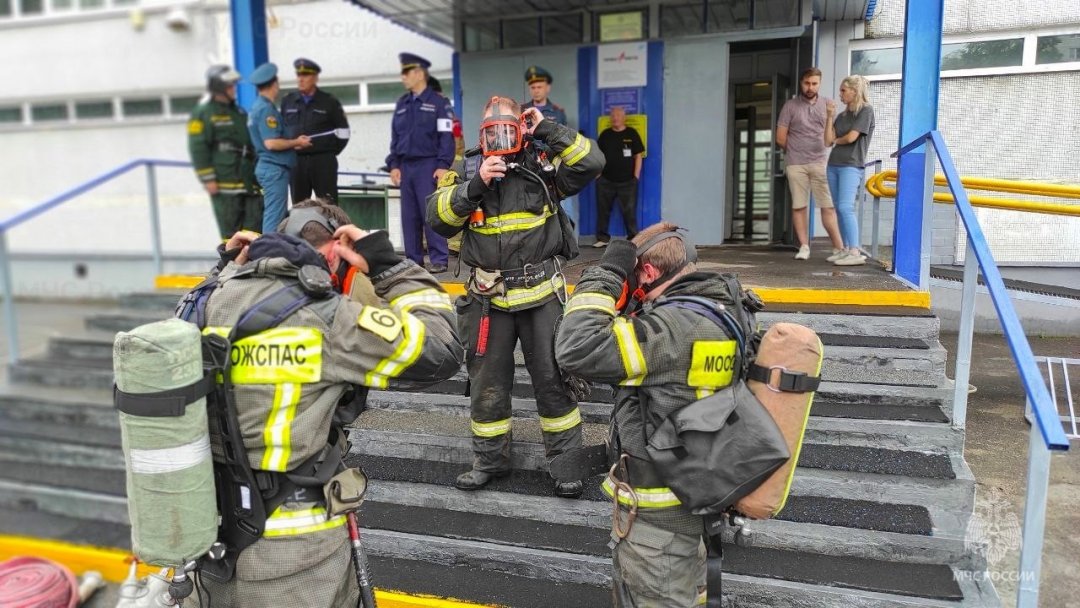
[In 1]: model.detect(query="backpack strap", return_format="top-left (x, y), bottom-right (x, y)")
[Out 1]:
top-left (746, 363), bottom-right (821, 393)
top-left (657, 295), bottom-right (747, 367)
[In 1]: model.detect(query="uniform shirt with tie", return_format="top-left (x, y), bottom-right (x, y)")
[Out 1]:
top-left (280, 88), bottom-right (350, 157)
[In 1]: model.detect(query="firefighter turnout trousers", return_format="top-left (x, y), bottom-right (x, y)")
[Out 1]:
top-left (457, 295), bottom-right (582, 472)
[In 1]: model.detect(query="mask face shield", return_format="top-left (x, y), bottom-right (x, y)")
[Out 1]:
top-left (479, 115), bottom-right (523, 157)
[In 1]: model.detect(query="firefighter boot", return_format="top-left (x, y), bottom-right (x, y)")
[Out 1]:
top-left (554, 479), bottom-right (584, 498)
top-left (454, 468), bottom-right (509, 491)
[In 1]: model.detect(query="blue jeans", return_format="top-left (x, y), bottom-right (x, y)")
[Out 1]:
top-left (255, 161), bottom-right (291, 234)
top-left (827, 165), bottom-right (863, 249)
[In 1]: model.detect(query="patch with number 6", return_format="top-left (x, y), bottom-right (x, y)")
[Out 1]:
top-left (357, 306), bottom-right (403, 342)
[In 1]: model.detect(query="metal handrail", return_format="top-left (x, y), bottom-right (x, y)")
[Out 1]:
top-left (0, 158), bottom-right (190, 364)
top-left (866, 169), bottom-right (1080, 216)
top-left (895, 131), bottom-right (1069, 608)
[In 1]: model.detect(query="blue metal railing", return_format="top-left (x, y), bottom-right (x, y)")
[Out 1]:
top-left (0, 158), bottom-right (190, 364)
top-left (895, 131), bottom-right (1069, 608)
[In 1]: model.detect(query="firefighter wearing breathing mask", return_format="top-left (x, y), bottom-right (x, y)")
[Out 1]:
top-left (426, 96), bottom-right (604, 497)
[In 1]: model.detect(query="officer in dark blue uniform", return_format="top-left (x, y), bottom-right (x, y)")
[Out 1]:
top-left (386, 53), bottom-right (455, 273)
top-left (247, 62), bottom-right (312, 233)
top-left (280, 58), bottom-right (350, 204)
top-left (521, 66), bottom-right (568, 129)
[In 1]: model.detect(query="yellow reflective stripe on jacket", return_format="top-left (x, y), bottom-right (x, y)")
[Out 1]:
top-left (260, 382), bottom-right (301, 472)
top-left (390, 288), bottom-right (453, 314)
top-left (539, 408), bottom-right (582, 433)
top-left (471, 418), bottom-right (511, 438)
top-left (602, 477), bottom-right (682, 509)
top-left (203, 326), bottom-right (323, 385)
top-left (488, 276), bottom-right (564, 310)
top-left (436, 186), bottom-right (469, 227)
top-left (613, 318), bottom-right (647, 386)
top-left (196, 167), bottom-right (215, 175)
top-left (695, 387), bottom-right (716, 399)
top-left (263, 506), bottom-right (347, 537)
top-left (565, 292), bottom-right (616, 316)
top-left (470, 208), bottom-right (554, 235)
top-left (217, 181), bottom-right (245, 189)
top-left (363, 312), bottom-right (426, 389)
top-left (559, 133), bottom-right (591, 167)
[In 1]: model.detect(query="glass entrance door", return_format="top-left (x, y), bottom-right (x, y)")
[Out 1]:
top-left (731, 82), bottom-right (776, 242)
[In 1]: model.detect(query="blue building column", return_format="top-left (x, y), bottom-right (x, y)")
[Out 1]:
top-left (231, 0), bottom-right (269, 110)
top-left (894, 0), bottom-right (944, 288)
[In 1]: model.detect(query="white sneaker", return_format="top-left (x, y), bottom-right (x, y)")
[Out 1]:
top-left (592, 240), bottom-right (608, 248)
top-left (826, 249), bottom-right (845, 262)
top-left (794, 245), bottom-right (810, 260)
top-left (834, 251), bottom-right (866, 266)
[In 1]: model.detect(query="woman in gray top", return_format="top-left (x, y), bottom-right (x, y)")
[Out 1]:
top-left (825, 75), bottom-right (876, 266)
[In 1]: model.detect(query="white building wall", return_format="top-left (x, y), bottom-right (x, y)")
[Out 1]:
top-left (0, 0), bottom-right (451, 255)
top-left (867, 0), bottom-right (1080, 37)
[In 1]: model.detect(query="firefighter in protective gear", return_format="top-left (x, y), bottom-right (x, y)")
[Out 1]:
top-left (554, 222), bottom-right (739, 607)
top-left (190, 200), bottom-right (464, 607)
top-left (188, 65), bottom-right (263, 240)
top-left (426, 97), bottom-right (604, 497)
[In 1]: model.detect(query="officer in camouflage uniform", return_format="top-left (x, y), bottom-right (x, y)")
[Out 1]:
top-left (427, 97), bottom-right (603, 497)
top-left (555, 222), bottom-right (743, 607)
top-left (191, 200), bottom-right (464, 607)
top-left (188, 65), bottom-right (263, 240)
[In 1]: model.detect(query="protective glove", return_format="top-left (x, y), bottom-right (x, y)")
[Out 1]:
top-left (352, 230), bottom-right (402, 276)
top-left (598, 239), bottom-right (638, 280)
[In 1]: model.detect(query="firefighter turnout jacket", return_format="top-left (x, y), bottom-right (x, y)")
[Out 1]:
top-left (194, 233), bottom-right (463, 607)
top-left (426, 119), bottom-right (604, 311)
top-left (555, 267), bottom-right (743, 535)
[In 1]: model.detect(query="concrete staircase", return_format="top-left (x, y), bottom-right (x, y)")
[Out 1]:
top-left (0, 291), bottom-right (1001, 607)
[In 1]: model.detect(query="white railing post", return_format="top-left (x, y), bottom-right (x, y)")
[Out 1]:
top-left (146, 162), bottom-right (164, 277)
top-left (1016, 417), bottom-right (1053, 608)
top-left (0, 231), bottom-right (18, 365)
top-left (952, 238), bottom-right (978, 431)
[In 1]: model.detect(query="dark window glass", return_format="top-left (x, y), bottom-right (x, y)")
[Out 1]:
top-left (0, 0), bottom-right (12, 17)
top-left (320, 85), bottom-right (360, 106)
top-left (51, 0), bottom-right (72, 9)
top-left (368, 82), bottom-right (403, 105)
top-left (1036, 34), bottom-right (1080, 64)
top-left (78, 0), bottom-right (102, 8)
top-left (123, 98), bottom-right (164, 118)
top-left (542, 13), bottom-right (582, 46)
top-left (851, 47), bottom-right (903, 76)
top-left (32, 104), bottom-right (69, 122)
top-left (503, 17), bottom-right (540, 49)
top-left (169, 95), bottom-right (201, 115)
top-left (661, 3), bottom-right (705, 38)
top-left (75, 100), bottom-right (113, 119)
top-left (753, 0), bottom-right (799, 29)
top-left (463, 20), bottom-right (499, 52)
top-left (707, 0), bottom-right (750, 33)
top-left (0, 106), bottom-right (22, 123)
top-left (20, 0), bottom-right (42, 15)
top-left (940, 39), bottom-right (1024, 70)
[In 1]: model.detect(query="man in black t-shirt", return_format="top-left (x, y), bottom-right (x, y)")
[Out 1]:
top-left (594, 106), bottom-right (645, 247)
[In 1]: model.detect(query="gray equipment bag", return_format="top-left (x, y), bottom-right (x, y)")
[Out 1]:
top-left (643, 376), bottom-right (790, 516)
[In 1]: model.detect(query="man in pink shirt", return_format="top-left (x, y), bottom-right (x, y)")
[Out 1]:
top-left (776, 67), bottom-right (845, 260)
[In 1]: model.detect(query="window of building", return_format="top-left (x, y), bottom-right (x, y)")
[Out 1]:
top-left (122, 98), bottom-right (163, 118)
top-left (463, 20), bottom-right (500, 52)
top-left (707, 0), bottom-right (750, 33)
top-left (75, 99), bottom-right (114, 119)
top-left (503, 16), bottom-right (540, 49)
top-left (31, 103), bottom-right (69, 122)
top-left (78, 0), bottom-right (103, 8)
top-left (753, 0), bottom-right (799, 29)
top-left (367, 81), bottom-right (403, 105)
top-left (1036, 33), bottom-right (1080, 65)
top-left (542, 13), bottom-right (582, 46)
top-left (661, 4), bottom-right (705, 38)
top-left (321, 84), bottom-right (361, 107)
top-left (169, 95), bottom-right (202, 116)
top-left (19, 0), bottom-right (43, 15)
top-left (851, 47), bottom-right (904, 76)
top-left (0, 0), bottom-right (11, 17)
top-left (50, 0), bottom-right (72, 9)
top-left (0, 106), bottom-right (22, 124)
top-left (940, 38), bottom-right (1023, 70)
